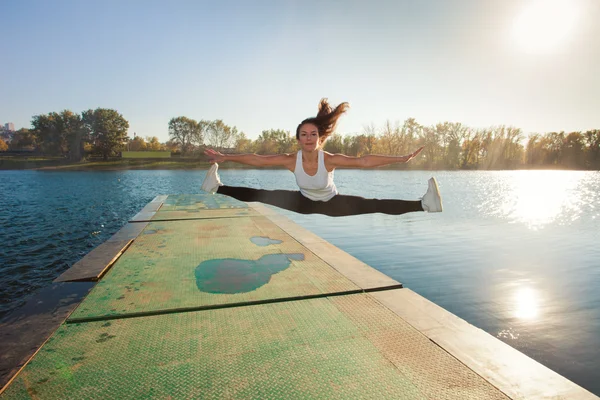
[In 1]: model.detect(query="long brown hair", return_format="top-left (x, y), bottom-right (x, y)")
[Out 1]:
top-left (296, 98), bottom-right (349, 144)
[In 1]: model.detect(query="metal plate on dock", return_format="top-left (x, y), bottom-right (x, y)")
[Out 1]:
top-left (2, 294), bottom-right (508, 399)
top-left (68, 217), bottom-right (360, 321)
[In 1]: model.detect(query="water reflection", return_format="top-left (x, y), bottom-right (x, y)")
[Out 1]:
top-left (513, 287), bottom-right (540, 320)
top-left (500, 171), bottom-right (584, 230)
top-left (2, 170), bottom-right (599, 395)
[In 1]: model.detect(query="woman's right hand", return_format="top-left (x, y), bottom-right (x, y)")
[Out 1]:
top-left (204, 148), bottom-right (226, 163)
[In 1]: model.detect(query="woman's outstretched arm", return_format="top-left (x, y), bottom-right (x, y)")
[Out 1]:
top-left (326, 146), bottom-right (424, 169)
top-left (204, 148), bottom-right (295, 169)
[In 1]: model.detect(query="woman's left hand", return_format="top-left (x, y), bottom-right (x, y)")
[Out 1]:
top-left (405, 146), bottom-right (425, 162)
top-left (204, 148), bottom-right (226, 163)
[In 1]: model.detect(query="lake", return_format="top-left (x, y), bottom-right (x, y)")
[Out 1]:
top-left (1, 169), bottom-right (599, 395)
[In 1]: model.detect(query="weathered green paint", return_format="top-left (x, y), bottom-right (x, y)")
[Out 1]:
top-left (68, 216), bottom-right (359, 320)
top-left (160, 193), bottom-right (248, 210)
top-left (149, 193), bottom-right (259, 220)
top-left (2, 295), bottom-right (509, 399)
top-left (1, 195), bottom-right (512, 399)
top-left (195, 253), bottom-right (304, 294)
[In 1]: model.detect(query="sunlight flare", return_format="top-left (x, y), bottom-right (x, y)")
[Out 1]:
top-left (511, 0), bottom-right (580, 54)
top-left (514, 287), bottom-right (540, 320)
top-left (500, 171), bottom-right (583, 229)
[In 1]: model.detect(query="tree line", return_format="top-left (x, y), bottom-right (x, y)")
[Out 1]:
top-left (167, 115), bottom-right (600, 170)
top-left (1, 109), bottom-right (129, 161)
top-left (1, 109), bottom-right (598, 169)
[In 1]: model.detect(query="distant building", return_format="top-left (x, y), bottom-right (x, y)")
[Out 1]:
top-left (4, 122), bottom-right (15, 131)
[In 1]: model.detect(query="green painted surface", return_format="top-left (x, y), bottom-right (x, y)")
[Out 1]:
top-left (2, 295), bottom-right (508, 399)
top-left (3, 195), bottom-right (510, 399)
top-left (68, 217), bottom-right (359, 320)
top-left (160, 193), bottom-right (248, 210)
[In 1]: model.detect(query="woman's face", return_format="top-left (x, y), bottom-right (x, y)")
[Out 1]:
top-left (297, 123), bottom-right (320, 152)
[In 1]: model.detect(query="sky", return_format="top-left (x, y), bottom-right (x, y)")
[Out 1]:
top-left (1, 0), bottom-right (599, 143)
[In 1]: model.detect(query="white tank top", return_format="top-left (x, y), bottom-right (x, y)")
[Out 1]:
top-left (294, 150), bottom-right (338, 201)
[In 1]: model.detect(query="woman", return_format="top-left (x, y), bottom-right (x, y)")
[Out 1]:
top-left (201, 99), bottom-right (442, 217)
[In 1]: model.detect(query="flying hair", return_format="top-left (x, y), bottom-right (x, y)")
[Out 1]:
top-left (296, 98), bottom-right (350, 144)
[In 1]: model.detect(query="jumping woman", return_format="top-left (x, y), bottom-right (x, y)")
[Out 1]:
top-left (201, 98), bottom-right (442, 217)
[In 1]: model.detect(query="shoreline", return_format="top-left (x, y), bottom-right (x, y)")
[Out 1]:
top-left (0, 157), bottom-right (588, 171)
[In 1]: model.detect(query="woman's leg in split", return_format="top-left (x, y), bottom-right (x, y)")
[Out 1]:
top-left (217, 185), bottom-right (307, 213)
top-left (303, 194), bottom-right (424, 217)
top-left (304, 176), bottom-right (442, 216)
top-left (217, 186), bottom-right (424, 217)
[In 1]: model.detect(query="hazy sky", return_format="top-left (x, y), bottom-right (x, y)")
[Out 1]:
top-left (2, 0), bottom-right (599, 142)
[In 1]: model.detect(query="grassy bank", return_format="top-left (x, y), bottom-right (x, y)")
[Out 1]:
top-left (0, 157), bottom-right (286, 171)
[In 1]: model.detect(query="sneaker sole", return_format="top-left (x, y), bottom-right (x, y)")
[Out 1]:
top-left (430, 177), bottom-right (443, 212)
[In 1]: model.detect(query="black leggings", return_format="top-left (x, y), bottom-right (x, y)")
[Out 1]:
top-left (217, 185), bottom-right (424, 217)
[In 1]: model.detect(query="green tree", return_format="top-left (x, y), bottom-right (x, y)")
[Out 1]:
top-left (460, 128), bottom-right (481, 169)
top-left (129, 136), bottom-right (147, 151)
top-left (345, 133), bottom-right (377, 157)
top-left (479, 126), bottom-right (523, 169)
top-left (400, 118), bottom-right (422, 155)
top-left (60, 110), bottom-right (86, 161)
top-left (83, 108), bottom-right (130, 160)
top-left (376, 121), bottom-right (403, 155)
top-left (435, 122), bottom-right (466, 169)
top-left (9, 128), bottom-right (36, 150)
top-left (164, 139), bottom-right (180, 153)
top-left (562, 131), bottom-right (586, 169)
top-left (31, 112), bottom-right (65, 156)
top-left (420, 126), bottom-right (443, 168)
top-left (206, 120), bottom-right (238, 150)
top-left (146, 136), bottom-right (164, 151)
top-left (545, 131), bottom-right (565, 166)
top-left (343, 135), bottom-right (359, 156)
top-left (323, 133), bottom-right (343, 153)
top-left (584, 129), bottom-right (600, 169)
top-left (168, 117), bottom-right (203, 155)
top-left (31, 110), bottom-right (86, 160)
top-left (525, 133), bottom-right (541, 166)
top-left (233, 131), bottom-right (253, 153)
top-left (254, 129), bottom-right (296, 154)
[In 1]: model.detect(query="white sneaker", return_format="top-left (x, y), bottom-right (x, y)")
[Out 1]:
top-left (201, 163), bottom-right (223, 193)
top-left (421, 177), bottom-right (443, 212)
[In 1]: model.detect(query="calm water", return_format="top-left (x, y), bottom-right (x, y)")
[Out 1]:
top-left (1, 169), bottom-right (599, 395)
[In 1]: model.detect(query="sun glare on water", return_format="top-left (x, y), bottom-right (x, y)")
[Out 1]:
top-left (499, 171), bottom-right (583, 229)
top-left (514, 287), bottom-right (540, 320)
top-left (511, 0), bottom-right (581, 54)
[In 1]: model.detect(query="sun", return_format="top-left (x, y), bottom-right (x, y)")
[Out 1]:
top-left (511, 0), bottom-right (580, 54)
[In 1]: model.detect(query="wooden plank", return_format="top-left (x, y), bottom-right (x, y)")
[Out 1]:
top-left (129, 211), bottom-right (156, 222)
top-left (0, 282), bottom-right (94, 391)
top-left (53, 240), bottom-right (132, 283)
top-left (151, 195), bottom-right (168, 204)
top-left (129, 196), bottom-right (166, 222)
top-left (107, 222), bottom-right (148, 242)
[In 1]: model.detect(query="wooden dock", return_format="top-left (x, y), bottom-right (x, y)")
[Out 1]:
top-left (1, 194), bottom-right (597, 399)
